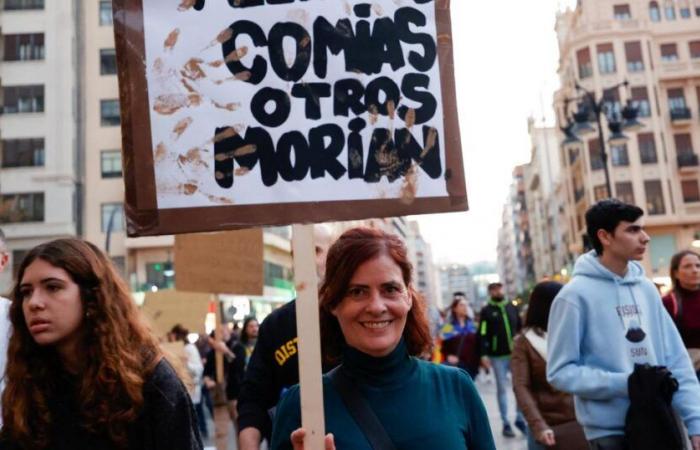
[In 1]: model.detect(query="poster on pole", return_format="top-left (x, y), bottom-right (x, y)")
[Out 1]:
top-left (141, 290), bottom-right (213, 336)
top-left (113, 0), bottom-right (466, 237)
top-left (174, 228), bottom-right (264, 294)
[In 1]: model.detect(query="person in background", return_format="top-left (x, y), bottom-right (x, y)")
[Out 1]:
top-left (171, 324), bottom-right (208, 440)
top-left (237, 224), bottom-right (334, 450)
top-left (478, 282), bottom-right (527, 438)
top-left (663, 250), bottom-right (700, 378)
top-left (0, 238), bottom-right (202, 449)
top-left (511, 281), bottom-right (586, 450)
top-left (439, 292), bottom-right (480, 379)
top-left (271, 227), bottom-right (495, 450)
top-left (227, 317), bottom-right (259, 426)
top-left (0, 229), bottom-right (11, 428)
top-left (547, 199), bottom-right (700, 450)
top-left (203, 326), bottom-right (237, 450)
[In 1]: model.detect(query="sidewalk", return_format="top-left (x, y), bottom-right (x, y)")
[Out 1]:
top-left (474, 371), bottom-right (528, 450)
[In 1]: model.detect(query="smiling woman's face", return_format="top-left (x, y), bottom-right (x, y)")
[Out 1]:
top-left (331, 253), bottom-right (412, 357)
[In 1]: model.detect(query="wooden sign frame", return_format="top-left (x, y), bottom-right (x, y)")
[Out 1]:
top-left (113, 0), bottom-right (466, 237)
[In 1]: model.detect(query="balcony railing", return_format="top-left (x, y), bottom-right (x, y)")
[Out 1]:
top-left (678, 152), bottom-right (699, 168)
top-left (671, 107), bottom-right (692, 122)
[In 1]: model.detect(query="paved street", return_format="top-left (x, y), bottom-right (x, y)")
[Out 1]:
top-left (474, 370), bottom-right (528, 450)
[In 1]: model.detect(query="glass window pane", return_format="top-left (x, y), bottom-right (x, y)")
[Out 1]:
top-left (644, 180), bottom-right (665, 215)
top-left (100, 150), bottom-right (122, 177)
top-left (100, 99), bottom-right (120, 126)
top-left (99, 1), bottom-right (113, 26)
top-left (101, 203), bottom-right (124, 232)
top-left (682, 180), bottom-right (700, 203)
top-left (100, 48), bottom-right (117, 75)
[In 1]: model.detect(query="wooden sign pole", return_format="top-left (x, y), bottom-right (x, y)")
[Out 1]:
top-left (292, 224), bottom-right (325, 450)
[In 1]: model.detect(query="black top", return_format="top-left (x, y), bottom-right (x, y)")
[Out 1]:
top-left (478, 299), bottom-right (522, 357)
top-left (0, 359), bottom-right (203, 450)
top-left (237, 300), bottom-right (300, 439)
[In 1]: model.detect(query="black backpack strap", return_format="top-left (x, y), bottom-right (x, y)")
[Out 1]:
top-left (328, 366), bottom-right (397, 450)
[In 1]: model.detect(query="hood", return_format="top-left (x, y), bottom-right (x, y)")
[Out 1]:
top-left (572, 250), bottom-right (645, 286)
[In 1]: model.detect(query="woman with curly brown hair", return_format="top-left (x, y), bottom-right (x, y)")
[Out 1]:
top-left (0, 238), bottom-right (202, 450)
top-left (270, 227), bottom-right (495, 450)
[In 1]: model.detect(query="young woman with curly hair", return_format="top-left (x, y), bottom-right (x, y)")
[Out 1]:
top-left (0, 238), bottom-right (202, 450)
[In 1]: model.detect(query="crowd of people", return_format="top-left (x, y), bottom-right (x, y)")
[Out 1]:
top-left (0, 198), bottom-right (700, 449)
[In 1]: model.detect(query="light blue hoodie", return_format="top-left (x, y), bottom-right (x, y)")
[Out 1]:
top-left (547, 251), bottom-right (700, 440)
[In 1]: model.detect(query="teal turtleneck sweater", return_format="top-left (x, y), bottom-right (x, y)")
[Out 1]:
top-left (270, 340), bottom-right (495, 449)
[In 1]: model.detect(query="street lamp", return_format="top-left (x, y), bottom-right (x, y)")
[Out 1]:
top-left (560, 80), bottom-right (643, 199)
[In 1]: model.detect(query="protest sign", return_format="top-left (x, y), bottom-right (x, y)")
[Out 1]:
top-left (141, 290), bottom-right (212, 336)
top-left (114, 0), bottom-right (466, 236)
top-left (174, 228), bottom-right (264, 294)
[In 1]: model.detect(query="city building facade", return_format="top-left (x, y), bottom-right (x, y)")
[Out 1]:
top-left (0, 0), bottom-right (79, 292)
top-left (555, 0), bottom-right (700, 284)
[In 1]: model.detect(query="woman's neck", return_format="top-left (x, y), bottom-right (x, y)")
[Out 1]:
top-left (57, 337), bottom-right (84, 374)
top-left (679, 282), bottom-right (700, 292)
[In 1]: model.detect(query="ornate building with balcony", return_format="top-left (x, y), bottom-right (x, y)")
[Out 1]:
top-left (555, 0), bottom-right (700, 283)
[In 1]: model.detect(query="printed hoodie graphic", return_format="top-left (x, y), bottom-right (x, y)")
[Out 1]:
top-left (546, 251), bottom-right (700, 440)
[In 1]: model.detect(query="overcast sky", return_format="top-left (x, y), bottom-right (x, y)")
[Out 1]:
top-left (413, 0), bottom-right (577, 265)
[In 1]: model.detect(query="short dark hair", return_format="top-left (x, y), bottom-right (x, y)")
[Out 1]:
top-left (452, 291), bottom-right (466, 298)
top-left (525, 281), bottom-right (563, 331)
top-left (487, 282), bottom-right (502, 291)
top-left (585, 199), bottom-right (644, 255)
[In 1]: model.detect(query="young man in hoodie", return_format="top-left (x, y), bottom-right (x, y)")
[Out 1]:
top-left (547, 199), bottom-right (700, 450)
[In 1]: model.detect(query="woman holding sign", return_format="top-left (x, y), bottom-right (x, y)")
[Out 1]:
top-left (271, 228), bottom-right (495, 450)
top-left (0, 239), bottom-right (202, 450)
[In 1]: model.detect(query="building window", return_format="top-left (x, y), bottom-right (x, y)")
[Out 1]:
top-left (668, 88), bottom-right (687, 111)
top-left (99, 0), bottom-right (113, 26)
top-left (679, 0), bottom-right (692, 17)
top-left (1, 138), bottom-right (44, 168)
top-left (690, 41), bottom-right (700, 59)
top-left (616, 182), bottom-right (635, 204)
top-left (611, 144), bottom-right (630, 166)
top-left (682, 180), bottom-right (700, 202)
top-left (624, 41), bottom-right (644, 72)
top-left (101, 150), bottom-right (122, 178)
top-left (264, 261), bottom-right (292, 287)
top-left (631, 86), bottom-right (651, 117)
top-left (638, 133), bottom-right (658, 164)
top-left (3, 0), bottom-right (43, 10)
top-left (649, 1), bottom-right (662, 20)
top-left (576, 47), bottom-right (593, 79)
top-left (603, 89), bottom-right (622, 116)
top-left (614, 4), bottom-right (632, 19)
top-left (100, 48), bottom-right (117, 75)
top-left (3, 33), bottom-right (44, 61)
top-left (660, 43), bottom-right (679, 62)
top-left (146, 262), bottom-right (174, 289)
top-left (597, 43), bottom-right (616, 74)
top-left (0, 192), bottom-right (44, 223)
top-left (664, 1), bottom-right (676, 19)
top-left (674, 133), bottom-right (694, 155)
top-left (594, 185), bottom-right (609, 201)
top-left (589, 139), bottom-right (604, 170)
top-left (644, 180), bottom-right (666, 215)
top-left (2, 85), bottom-right (44, 114)
top-left (101, 203), bottom-right (124, 232)
top-left (100, 99), bottom-right (120, 126)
